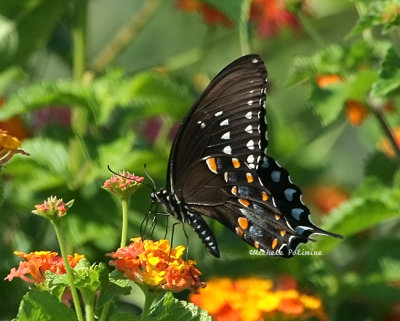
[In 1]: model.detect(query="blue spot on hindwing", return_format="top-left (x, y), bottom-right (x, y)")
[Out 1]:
top-left (291, 208), bottom-right (304, 220)
top-left (284, 188), bottom-right (296, 201)
top-left (271, 170), bottom-right (281, 183)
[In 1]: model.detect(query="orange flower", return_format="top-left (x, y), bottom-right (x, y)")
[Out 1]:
top-left (108, 238), bottom-right (205, 293)
top-left (102, 171), bottom-right (144, 199)
top-left (315, 74), bottom-right (342, 88)
top-left (250, 0), bottom-right (301, 38)
top-left (345, 100), bottom-right (370, 126)
top-left (176, 0), bottom-right (232, 27)
top-left (378, 127), bottom-right (400, 158)
top-left (305, 185), bottom-right (349, 214)
top-left (190, 277), bottom-right (326, 321)
top-left (0, 130), bottom-right (29, 166)
top-left (5, 251), bottom-right (84, 284)
top-left (0, 98), bottom-right (29, 140)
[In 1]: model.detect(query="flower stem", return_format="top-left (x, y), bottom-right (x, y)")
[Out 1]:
top-left (51, 221), bottom-right (84, 321)
top-left (99, 301), bottom-right (111, 321)
top-left (239, 0), bottom-right (251, 55)
top-left (140, 289), bottom-right (160, 321)
top-left (297, 11), bottom-right (325, 47)
top-left (91, 0), bottom-right (164, 74)
top-left (83, 292), bottom-right (95, 321)
top-left (120, 197), bottom-right (130, 248)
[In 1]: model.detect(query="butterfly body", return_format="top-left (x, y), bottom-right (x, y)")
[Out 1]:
top-left (152, 54), bottom-right (342, 258)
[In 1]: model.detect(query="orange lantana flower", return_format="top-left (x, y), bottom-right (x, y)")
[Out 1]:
top-left (315, 74), bottom-right (342, 88)
top-left (176, 0), bottom-right (232, 26)
top-left (0, 129), bottom-right (29, 166)
top-left (378, 127), bottom-right (400, 158)
top-left (108, 238), bottom-right (205, 293)
top-left (5, 251), bottom-right (84, 284)
top-left (345, 100), bottom-right (370, 126)
top-left (190, 277), bottom-right (327, 321)
top-left (305, 184), bottom-right (349, 214)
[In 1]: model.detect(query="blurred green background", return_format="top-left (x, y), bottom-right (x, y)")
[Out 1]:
top-left (0, 0), bottom-right (400, 320)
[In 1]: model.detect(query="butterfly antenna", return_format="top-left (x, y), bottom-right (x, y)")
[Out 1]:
top-left (143, 164), bottom-right (157, 191)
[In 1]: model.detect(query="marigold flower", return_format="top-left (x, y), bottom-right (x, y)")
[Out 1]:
top-left (315, 74), bottom-right (342, 88)
top-left (102, 171), bottom-right (144, 199)
top-left (378, 127), bottom-right (400, 158)
top-left (305, 185), bottom-right (349, 214)
top-left (0, 129), bottom-right (29, 166)
top-left (190, 277), bottom-right (326, 321)
top-left (5, 251), bottom-right (84, 284)
top-left (176, 0), bottom-right (232, 27)
top-left (345, 100), bottom-right (370, 126)
top-left (250, 0), bottom-right (301, 38)
top-left (108, 237), bottom-right (205, 293)
top-left (32, 196), bottom-right (74, 221)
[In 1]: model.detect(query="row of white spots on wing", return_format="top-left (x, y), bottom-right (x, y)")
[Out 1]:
top-left (221, 131), bottom-right (230, 140)
top-left (252, 58), bottom-right (259, 64)
top-left (197, 120), bottom-right (206, 129)
top-left (224, 172), bottom-right (229, 182)
top-left (214, 111), bottom-right (223, 117)
top-left (245, 111), bottom-right (252, 119)
top-left (223, 145), bottom-right (232, 154)
top-left (247, 154), bottom-right (255, 164)
top-left (220, 119), bottom-right (229, 126)
top-left (246, 140), bottom-right (255, 150)
top-left (245, 125), bottom-right (253, 134)
top-left (248, 100), bottom-right (253, 105)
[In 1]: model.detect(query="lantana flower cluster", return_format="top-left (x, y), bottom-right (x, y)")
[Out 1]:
top-left (5, 251), bottom-right (84, 284)
top-left (32, 196), bottom-right (74, 221)
top-left (108, 237), bottom-right (205, 293)
top-left (102, 171), bottom-right (144, 199)
top-left (190, 277), bottom-right (327, 321)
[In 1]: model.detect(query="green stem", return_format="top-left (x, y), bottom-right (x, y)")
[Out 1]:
top-left (91, 0), bottom-right (164, 74)
top-left (239, 0), bottom-right (251, 55)
top-left (99, 301), bottom-right (112, 321)
top-left (297, 11), bottom-right (325, 47)
top-left (83, 292), bottom-right (95, 321)
top-left (120, 197), bottom-right (130, 248)
top-left (51, 221), bottom-right (84, 321)
top-left (69, 0), bottom-right (89, 187)
top-left (140, 289), bottom-right (160, 321)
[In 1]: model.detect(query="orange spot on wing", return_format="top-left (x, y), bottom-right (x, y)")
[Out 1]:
top-left (238, 217), bottom-right (249, 229)
top-left (254, 241), bottom-right (260, 248)
top-left (206, 157), bottom-right (218, 173)
top-left (275, 214), bottom-right (281, 220)
top-left (235, 227), bottom-right (244, 238)
top-left (232, 158), bottom-right (240, 168)
top-left (231, 186), bottom-right (238, 195)
top-left (272, 238), bottom-right (278, 249)
top-left (261, 191), bottom-right (268, 201)
top-left (246, 173), bottom-right (254, 183)
top-left (280, 230), bottom-right (286, 237)
top-left (239, 198), bottom-right (250, 207)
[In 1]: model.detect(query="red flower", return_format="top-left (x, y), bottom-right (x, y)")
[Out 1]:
top-left (176, 0), bottom-right (232, 27)
top-left (250, 0), bottom-right (301, 38)
top-left (305, 185), bottom-right (349, 214)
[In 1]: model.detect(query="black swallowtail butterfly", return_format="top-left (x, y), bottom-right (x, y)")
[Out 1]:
top-left (151, 54), bottom-right (342, 258)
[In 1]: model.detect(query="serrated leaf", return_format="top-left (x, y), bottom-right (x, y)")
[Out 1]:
top-left (17, 291), bottom-right (77, 321)
top-left (148, 292), bottom-right (212, 321)
top-left (371, 45), bottom-right (400, 97)
top-left (0, 0), bottom-right (70, 71)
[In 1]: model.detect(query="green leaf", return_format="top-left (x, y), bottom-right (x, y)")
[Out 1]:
top-left (316, 173), bottom-right (400, 252)
top-left (148, 292), bottom-right (212, 321)
top-left (109, 313), bottom-right (139, 321)
top-left (17, 291), bottom-right (77, 321)
top-left (371, 45), bottom-right (400, 97)
top-left (0, 0), bottom-right (70, 71)
top-left (348, 0), bottom-right (400, 37)
top-left (364, 151), bottom-right (399, 185)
